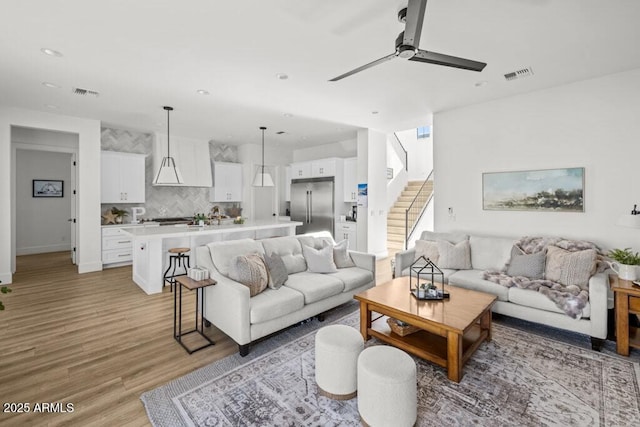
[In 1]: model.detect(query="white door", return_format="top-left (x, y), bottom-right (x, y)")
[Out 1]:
top-left (70, 153), bottom-right (77, 264)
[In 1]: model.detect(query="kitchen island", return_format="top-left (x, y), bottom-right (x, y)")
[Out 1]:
top-left (122, 219), bottom-right (302, 295)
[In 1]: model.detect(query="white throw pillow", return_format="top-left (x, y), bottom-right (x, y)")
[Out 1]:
top-left (414, 240), bottom-right (439, 263)
top-left (302, 244), bottom-right (338, 273)
top-left (332, 240), bottom-right (355, 268)
top-left (469, 235), bottom-right (515, 271)
top-left (436, 239), bottom-right (471, 270)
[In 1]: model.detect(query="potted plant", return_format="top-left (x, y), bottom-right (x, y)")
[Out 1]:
top-left (0, 280), bottom-right (10, 311)
top-left (608, 248), bottom-right (640, 281)
top-left (194, 213), bottom-right (207, 226)
top-left (111, 207), bottom-right (128, 224)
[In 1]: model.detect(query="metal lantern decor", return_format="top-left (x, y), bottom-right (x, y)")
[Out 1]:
top-left (410, 256), bottom-right (448, 300)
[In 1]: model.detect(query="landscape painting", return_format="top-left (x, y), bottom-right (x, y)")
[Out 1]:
top-left (483, 168), bottom-right (584, 212)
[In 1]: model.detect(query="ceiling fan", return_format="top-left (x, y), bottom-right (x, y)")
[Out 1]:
top-left (329, 0), bottom-right (487, 81)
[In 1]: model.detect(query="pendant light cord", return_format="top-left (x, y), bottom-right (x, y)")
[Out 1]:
top-left (260, 126), bottom-right (267, 185)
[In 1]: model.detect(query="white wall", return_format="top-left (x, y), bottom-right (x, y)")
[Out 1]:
top-left (16, 150), bottom-right (72, 255)
top-left (433, 69), bottom-right (640, 251)
top-left (292, 138), bottom-right (356, 162)
top-left (396, 128), bottom-right (432, 182)
top-left (0, 107), bottom-right (102, 283)
top-left (357, 129), bottom-right (388, 258)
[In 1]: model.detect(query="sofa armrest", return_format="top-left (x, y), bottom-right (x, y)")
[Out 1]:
top-left (196, 246), bottom-right (252, 345)
top-left (588, 271), bottom-right (612, 339)
top-left (394, 248), bottom-right (416, 278)
top-left (349, 250), bottom-right (376, 275)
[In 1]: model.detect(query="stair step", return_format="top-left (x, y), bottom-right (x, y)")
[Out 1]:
top-left (387, 241), bottom-right (405, 250)
top-left (387, 226), bottom-right (405, 235)
top-left (394, 201), bottom-right (412, 208)
top-left (387, 234), bottom-right (406, 243)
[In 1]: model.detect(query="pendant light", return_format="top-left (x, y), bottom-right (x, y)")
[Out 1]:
top-left (153, 106), bottom-right (184, 185)
top-left (252, 126), bottom-right (274, 187)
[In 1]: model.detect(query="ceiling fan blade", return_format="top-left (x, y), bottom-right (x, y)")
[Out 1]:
top-left (403, 0), bottom-right (428, 47)
top-left (329, 53), bottom-right (397, 81)
top-left (410, 49), bottom-right (486, 72)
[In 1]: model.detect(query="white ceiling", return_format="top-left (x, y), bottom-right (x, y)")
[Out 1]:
top-left (1, 0), bottom-right (640, 148)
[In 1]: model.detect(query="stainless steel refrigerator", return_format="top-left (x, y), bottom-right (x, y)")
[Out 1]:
top-left (290, 177), bottom-right (334, 236)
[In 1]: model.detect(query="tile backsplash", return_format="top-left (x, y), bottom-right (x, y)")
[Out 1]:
top-left (101, 127), bottom-right (240, 220)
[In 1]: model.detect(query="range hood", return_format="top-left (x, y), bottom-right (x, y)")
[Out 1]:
top-left (152, 132), bottom-right (212, 187)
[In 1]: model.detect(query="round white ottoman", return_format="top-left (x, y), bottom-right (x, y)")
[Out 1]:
top-left (357, 346), bottom-right (417, 427)
top-left (315, 324), bottom-right (364, 400)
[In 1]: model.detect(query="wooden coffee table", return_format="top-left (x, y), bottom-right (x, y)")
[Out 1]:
top-left (354, 276), bottom-right (497, 382)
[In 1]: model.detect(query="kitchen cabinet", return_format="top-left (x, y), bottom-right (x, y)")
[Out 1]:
top-left (153, 133), bottom-right (212, 187)
top-left (343, 157), bottom-right (358, 202)
top-left (101, 151), bottom-right (146, 203)
top-left (210, 161), bottom-right (243, 202)
top-left (291, 161), bottom-right (312, 179)
top-left (102, 226), bottom-right (135, 267)
top-left (284, 166), bottom-right (291, 202)
top-left (335, 222), bottom-right (357, 248)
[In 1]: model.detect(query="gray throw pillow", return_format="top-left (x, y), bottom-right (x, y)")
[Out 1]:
top-left (302, 244), bottom-right (338, 273)
top-left (263, 252), bottom-right (288, 289)
top-left (506, 246), bottom-right (545, 279)
top-left (228, 254), bottom-right (269, 297)
top-left (332, 240), bottom-right (355, 268)
top-left (436, 239), bottom-right (471, 270)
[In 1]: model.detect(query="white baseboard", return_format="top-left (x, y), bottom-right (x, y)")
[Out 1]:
top-left (0, 272), bottom-right (12, 285)
top-left (78, 261), bottom-right (103, 274)
top-left (16, 244), bottom-right (71, 256)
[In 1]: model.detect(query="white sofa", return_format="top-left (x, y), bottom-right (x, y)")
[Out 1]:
top-left (394, 231), bottom-right (612, 350)
top-left (196, 232), bottom-right (376, 356)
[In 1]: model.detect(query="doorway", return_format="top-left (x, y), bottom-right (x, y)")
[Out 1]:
top-left (11, 126), bottom-right (79, 272)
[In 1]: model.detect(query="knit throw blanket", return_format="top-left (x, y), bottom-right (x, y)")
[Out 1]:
top-left (483, 236), bottom-right (606, 319)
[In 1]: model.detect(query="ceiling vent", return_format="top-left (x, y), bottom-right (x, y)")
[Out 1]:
top-left (504, 67), bottom-right (534, 82)
top-left (72, 87), bottom-right (100, 97)
top-left (276, 131), bottom-right (286, 135)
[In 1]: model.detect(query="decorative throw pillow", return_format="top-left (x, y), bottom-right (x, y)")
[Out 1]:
top-left (332, 240), bottom-right (355, 268)
top-left (506, 246), bottom-right (545, 279)
top-left (228, 254), bottom-right (269, 296)
top-left (436, 240), bottom-right (471, 270)
top-left (414, 240), bottom-right (439, 263)
top-left (302, 244), bottom-right (338, 273)
top-left (545, 245), bottom-right (597, 289)
top-left (263, 253), bottom-right (288, 289)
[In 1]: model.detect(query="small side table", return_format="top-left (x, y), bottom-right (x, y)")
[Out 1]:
top-left (610, 274), bottom-right (640, 356)
top-left (174, 275), bottom-right (217, 354)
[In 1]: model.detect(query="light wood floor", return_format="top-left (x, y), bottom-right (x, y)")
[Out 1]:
top-left (0, 251), bottom-right (393, 426)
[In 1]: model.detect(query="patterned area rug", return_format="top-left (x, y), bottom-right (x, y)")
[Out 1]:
top-left (141, 308), bottom-right (640, 426)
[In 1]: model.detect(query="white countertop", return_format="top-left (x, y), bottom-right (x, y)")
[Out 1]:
top-left (120, 219), bottom-right (302, 239)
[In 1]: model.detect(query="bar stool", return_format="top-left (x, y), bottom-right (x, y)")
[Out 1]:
top-left (163, 247), bottom-right (190, 292)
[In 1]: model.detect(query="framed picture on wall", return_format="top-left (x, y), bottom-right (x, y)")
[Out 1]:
top-left (33, 179), bottom-right (64, 198)
top-left (482, 167), bottom-right (584, 212)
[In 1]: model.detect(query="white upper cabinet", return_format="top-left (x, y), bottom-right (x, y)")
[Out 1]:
top-left (210, 162), bottom-right (243, 202)
top-left (291, 158), bottom-right (339, 179)
top-left (290, 161), bottom-right (312, 179)
top-left (153, 133), bottom-right (212, 187)
top-left (101, 151), bottom-right (146, 203)
top-left (343, 157), bottom-right (358, 202)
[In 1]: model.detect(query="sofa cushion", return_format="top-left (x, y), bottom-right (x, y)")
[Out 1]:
top-left (261, 236), bottom-right (307, 274)
top-left (437, 240), bottom-right (471, 270)
top-left (508, 287), bottom-right (591, 319)
top-left (207, 239), bottom-right (264, 277)
top-left (506, 246), bottom-right (546, 279)
top-left (327, 267), bottom-right (374, 292)
top-left (302, 244), bottom-right (338, 273)
top-left (545, 246), bottom-right (597, 289)
top-left (284, 272), bottom-right (345, 304)
top-left (414, 240), bottom-right (439, 263)
top-left (249, 286), bottom-right (305, 324)
top-left (420, 231), bottom-right (468, 243)
top-left (333, 240), bottom-right (356, 268)
top-left (228, 254), bottom-right (269, 297)
top-left (448, 269), bottom-right (509, 301)
top-left (470, 235), bottom-right (515, 271)
top-left (263, 252), bottom-right (288, 289)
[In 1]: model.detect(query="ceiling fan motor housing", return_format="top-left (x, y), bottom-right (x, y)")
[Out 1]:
top-left (395, 31), bottom-right (417, 58)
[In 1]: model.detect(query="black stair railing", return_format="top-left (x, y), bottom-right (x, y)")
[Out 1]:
top-left (404, 171), bottom-right (434, 249)
top-left (392, 132), bottom-right (408, 172)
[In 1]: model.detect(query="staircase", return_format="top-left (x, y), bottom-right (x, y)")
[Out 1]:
top-left (387, 180), bottom-right (434, 252)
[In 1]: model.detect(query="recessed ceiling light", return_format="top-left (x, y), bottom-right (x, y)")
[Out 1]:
top-left (41, 48), bottom-right (63, 57)
top-left (44, 104), bottom-right (59, 109)
top-left (42, 82), bottom-right (61, 89)
top-left (196, 89), bottom-right (210, 95)
top-left (474, 80), bottom-right (488, 87)
top-left (283, 113), bottom-right (293, 118)
top-left (276, 73), bottom-right (289, 80)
